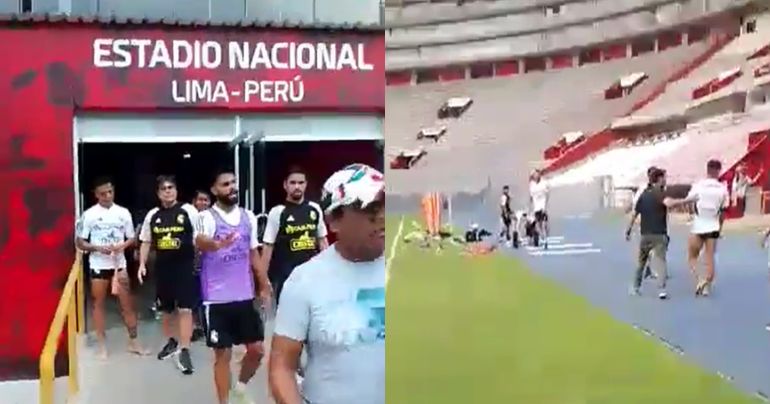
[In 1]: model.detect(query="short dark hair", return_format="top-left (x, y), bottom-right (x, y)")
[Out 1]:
top-left (92, 176), bottom-right (112, 190)
top-left (155, 175), bottom-right (176, 191)
top-left (648, 168), bottom-right (666, 184)
top-left (707, 159), bottom-right (722, 171)
top-left (286, 165), bottom-right (306, 180)
top-left (194, 190), bottom-right (210, 199)
top-left (211, 168), bottom-right (235, 185)
top-left (502, 185), bottom-right (509, 190)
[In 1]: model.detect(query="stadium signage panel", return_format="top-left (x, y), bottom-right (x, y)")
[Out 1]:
top-left (93, 38), bottom-right (376, 104)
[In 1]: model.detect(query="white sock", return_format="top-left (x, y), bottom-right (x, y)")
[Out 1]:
top-left (235, 381), bottom-right (248, 392)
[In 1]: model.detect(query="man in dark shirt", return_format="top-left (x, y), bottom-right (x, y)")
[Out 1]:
top-left (261, 166), bottom-right (328, 305)
top-left (625, 167), bottom-right (669, 299)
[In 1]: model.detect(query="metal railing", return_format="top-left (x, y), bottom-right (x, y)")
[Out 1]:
top-left (39, 252), bottom-right (86, 404)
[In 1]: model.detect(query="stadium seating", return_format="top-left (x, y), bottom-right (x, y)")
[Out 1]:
top-left (548, 132), bottom-right (688, 188)
top-left (550, 109), bottom-right (770, 188)
top-left (625, 31), bottom-right (770, 120)
top-left (386, 42), bottom-right (708, 194)
top-left (385, 0), bottom-right (746, 71)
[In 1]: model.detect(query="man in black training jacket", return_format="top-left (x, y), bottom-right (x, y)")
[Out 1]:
top-left (625, 167), bottom-right (669, 300)
top-left (261, 166), bottom-right (329, 305)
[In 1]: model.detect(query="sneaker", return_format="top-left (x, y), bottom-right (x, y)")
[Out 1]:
top-left (229, 385), bottom-right (255, 404)
top-left (176, 348), bottom-right (194, 375)
top-left (701, 283), bottom-right (711, 297)
top-left (694, 280), bottom-right (707, 297)
top-left (629, 286), bottom-right (641, 296)
top-left (658, 291), bottom-right (668, 300)
top-left (157, 338), bottom-right (179, 361)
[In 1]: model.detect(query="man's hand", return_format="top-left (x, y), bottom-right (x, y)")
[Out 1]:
top-left (109, 243), bottom-right (126, 253)
top-left (95, 245), bottom-right (112, 254)
top-left (216, 232), bottom-right (238, 249)
top-left (137, 265), bottom-right (147, 285)
top-left (625, 227), bottom-right (632, 241)
top-left (258, 283), bottom-right (273, 311)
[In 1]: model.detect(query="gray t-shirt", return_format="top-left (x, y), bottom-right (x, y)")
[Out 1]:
top-left (274, 246), bottom-right (385, 404)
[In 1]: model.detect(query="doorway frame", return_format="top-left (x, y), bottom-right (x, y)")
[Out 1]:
top-left (73, 112), bottom-right (385, 218)
top-left (72, 114), bottom-right (243, 219)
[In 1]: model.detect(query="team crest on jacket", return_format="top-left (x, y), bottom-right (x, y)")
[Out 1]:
top-left (177, 214), bottom-right (185, 224)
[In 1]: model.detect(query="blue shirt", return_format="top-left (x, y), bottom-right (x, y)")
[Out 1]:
top-left (274, 245), bottom-right (385, 404)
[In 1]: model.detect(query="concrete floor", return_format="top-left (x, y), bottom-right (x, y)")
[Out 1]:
top-left (76, 280), bottom-right (274, 404)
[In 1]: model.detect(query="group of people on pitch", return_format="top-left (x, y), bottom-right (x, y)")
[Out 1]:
top-left (76, 164), bottom-right (385, 404)
top-left (498, 169), bottom-right (551, 249)
top-left (625, 160), bottom-right (731, 299)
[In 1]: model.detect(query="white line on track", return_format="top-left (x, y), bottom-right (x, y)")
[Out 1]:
top-left (386, 216), bottom-right (404, 287)
top-left (529, 248), bottom-right (602, 256)
top-left (525, 243), bottom-right (594, 251)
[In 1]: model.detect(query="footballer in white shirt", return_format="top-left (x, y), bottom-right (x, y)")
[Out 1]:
top-left (76, 177), bottom-right (147, 359)
top-left (529, 170), bottom-right (550, 249)
top-left (664, 160), bottom-right (728, 297)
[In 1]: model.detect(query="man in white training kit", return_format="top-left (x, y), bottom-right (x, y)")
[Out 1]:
top-left (76, 177), bottom-right (146, 359)
top-left (665, 159), bottom-right (729, 296)
top-left (529, 170), bottom-right (550, 249)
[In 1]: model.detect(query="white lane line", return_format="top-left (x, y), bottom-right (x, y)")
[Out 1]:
top-left (526, 243), bottom-right (594, 251)
top-left (386, 216), bottom-right (405, 287)
top-left (529, 248), bottom-right (602, 256)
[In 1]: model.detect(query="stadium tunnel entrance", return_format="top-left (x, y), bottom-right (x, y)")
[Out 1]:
top-left (73, 113), bottom-right (384, 318)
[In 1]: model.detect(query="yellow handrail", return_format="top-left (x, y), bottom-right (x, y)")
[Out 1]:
top-left (39, 251), bottom-right (86, 404)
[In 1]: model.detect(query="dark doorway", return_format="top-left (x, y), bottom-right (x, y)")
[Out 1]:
top-left (79, 142), bottom-right (233, 216)
top-left (77, 142), bottom-right (234, 330)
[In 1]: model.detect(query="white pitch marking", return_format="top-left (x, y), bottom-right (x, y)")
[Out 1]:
top-left (529, 248), bottom-right (602, 256)
top-left (385, 216), bottom-right (404, 287)
top-left (526, 243), bottom-right (594, 251)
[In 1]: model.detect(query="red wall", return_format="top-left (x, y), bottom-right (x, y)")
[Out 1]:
top-left (0, 22), bottom-right (384, 381)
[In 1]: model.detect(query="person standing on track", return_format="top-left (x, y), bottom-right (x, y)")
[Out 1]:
top-left (665, 159), bottom-right (729, 296)
top-left (269, 163), bottom-right (385, 404)
top-left (499, 185), bottom-right (518, 248)
top-left (196, 169), bottom-right (272, 404)
top-left (261, 166), bottom-right (328, 305)
top-left (76, 177), bottom-right (146, 359)
top-left (137, 176), bottom-right (200, 375)
top-left (529, 170), bottom-right (551, 249)
top-left (625, 167), bottom-right (669, 299)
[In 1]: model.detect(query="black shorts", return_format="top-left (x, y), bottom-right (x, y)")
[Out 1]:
top-left (696, 231), bottom-right (720, 240)
top-left (534, 210), bottom-right (549, 222)
top-left (90, 269), bottom-right (115, 280)
top-left (156, 265), bottom-right (199, 313)
top-left (501, 215), bottom-right (512, 227)
top-left (202, 300), bottom-right (265, 349)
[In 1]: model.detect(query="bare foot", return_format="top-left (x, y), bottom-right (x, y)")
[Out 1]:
top-left (127, 340), bottom-right (150, 356)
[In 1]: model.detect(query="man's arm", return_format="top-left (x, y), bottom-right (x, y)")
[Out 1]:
top-left (114, 209), bottom-right (136, 252)
top-left (75, 215), bottom-right (106, 253)
top-left (138, 210), bottom-right (154, 268)
top-left (268, 275), bottom-right (309, 404)
top-left (194, 211), bottom-right (230, 252)
top-left (260, 207), bottom-right (282, 274)
top-left (247, 211), bottom-right (270, 287)
top-left (311, 202), bottom-right (329, 250)
top-left (269, 336), bottom-right (304, 404)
